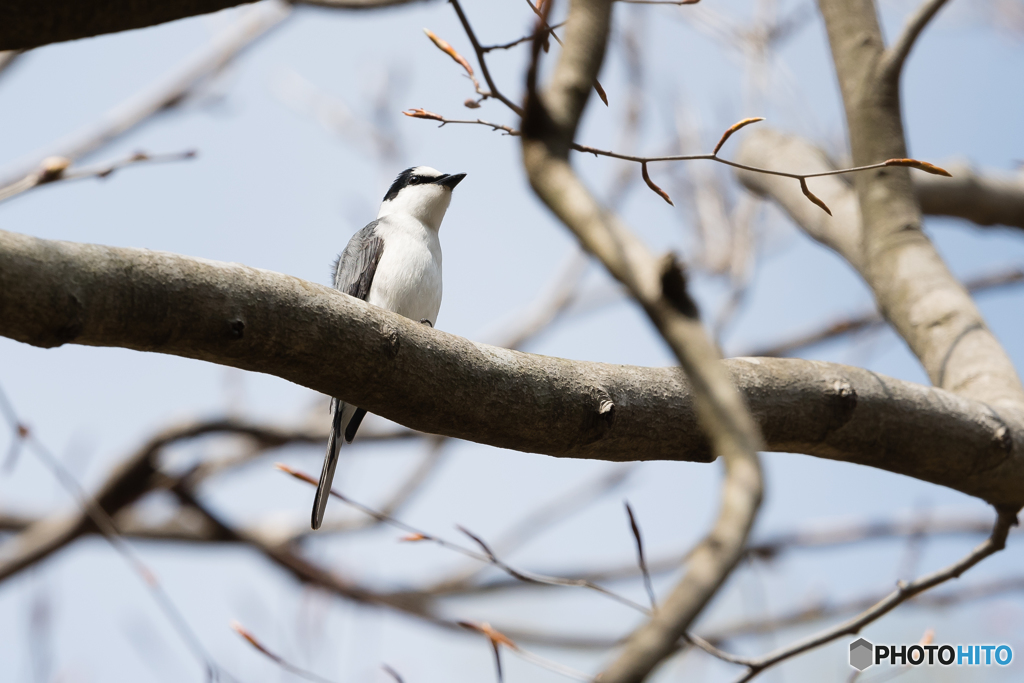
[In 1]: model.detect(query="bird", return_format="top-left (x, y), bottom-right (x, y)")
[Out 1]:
top-left (311, 166), bottom-right (466, 530)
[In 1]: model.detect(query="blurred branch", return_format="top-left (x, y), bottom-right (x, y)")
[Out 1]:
top-left (742, 266), bottom-right (1024, 358)
top-left (0, 1), bottom-right (290, 187)
top-left (0, 151), bottom-right (197, 204)
top-left (520, 1), bottom-right (763, 681)
top-left (915, 163), bottom-right (1024, 230)
top-left (278, 463), bottom-right (652, 613)
top-left (0, 385), bottom-right (228, 679)
top-left (232, 621), bottom-right (337, 683)
top-left (414, 463), bottom-right (634, 596)
top-left (426, 512), bottom-right (1017, 598)
top-left (877, 0), bottom-right (951, 86)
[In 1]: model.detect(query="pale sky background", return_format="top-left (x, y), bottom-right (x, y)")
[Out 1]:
top-left (1, 1), bottom-right (1023, 682)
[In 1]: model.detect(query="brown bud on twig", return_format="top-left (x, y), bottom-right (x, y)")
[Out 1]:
top-left (274, 462), bottom-right (318, 487)
top-left (799, 178), bottom-right (832, 216)
top-left (231, 621), bottom-right (280, 662)
top-left (400, 533), bottom-right (428, 542)
top-left (642, 162), bottom-right (674, 206)
top-left (593, 79), bottom-right (608, 106)
top-left (458, 621), bottom-right (518, 650)
top-left (403, 108), bottom-right (445, 122)
top-left (464, 99), bottom-right (481, 109)
top-left (423, 29), bottom-right (475, 77)
top-left (712, 117), bottom-right (765, 156)
top-left (884, 158), bottom-right (952, 177)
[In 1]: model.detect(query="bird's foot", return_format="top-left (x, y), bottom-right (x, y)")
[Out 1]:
top-left (419, 319), bottom-right (433, 327)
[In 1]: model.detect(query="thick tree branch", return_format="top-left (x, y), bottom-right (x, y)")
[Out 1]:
top-left (737, 124), bottom-right (1024, 412)
top-left (0, 0), bottom-right (428, 51)
top-left (2, 228), bottom-right (1024, 503)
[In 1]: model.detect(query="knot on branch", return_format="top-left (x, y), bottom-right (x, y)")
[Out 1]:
top-left (658, 253), bottom-right (699, 319)
top-left (579, 391), bottom-right (616, 446)
top-left (825, 378), bottom-right (858, 433)
top-left (227, 318), bottom-right (246, 340)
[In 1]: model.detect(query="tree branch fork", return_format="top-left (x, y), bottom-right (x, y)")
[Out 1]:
top-left (2, 227), bottom-right (1023, 508)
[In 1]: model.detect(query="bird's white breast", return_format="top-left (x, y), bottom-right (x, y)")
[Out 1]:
top-left (367, 214), bottom-right (442, 325)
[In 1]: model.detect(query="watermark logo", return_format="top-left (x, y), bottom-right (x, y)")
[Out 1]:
top-left (849, 638), bottom-right (1013, 671)
top-left (849, 638), bottom-right (873, 671)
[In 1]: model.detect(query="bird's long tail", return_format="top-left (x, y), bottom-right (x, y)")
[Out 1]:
top-left (312, 399), bottom-right (357, 530)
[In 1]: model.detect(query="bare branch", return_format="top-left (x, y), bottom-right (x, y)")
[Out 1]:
top-left (736, 125), bottom-right (1024, 411)
top-left (448, 0), bottom-right (525, 116)
top-left (521, 2), bottom-right (763, 681)
top-left (278, 464), bottom-right (651, 613)
top-left (0, 151), bottom-right (197, 204)
top-left (625, 502), bottom-right (657, 611)
top-left (0, 384), bottom-right (226, 680)
top-left (878, 0), bottom-right (952, 85)
top-left (232, 621), bottom-right (337, 683)
top-left (481, 23), bottom-right (566, 53)
top-left (409, 110), bottom-right (948, 213)
top-left (742, 266), bottom-right (1024, 358)
top-left (0, 1), bottom-right (289, 187)
top-left (915, 163), bottom-right (1024, 230)
top-left (728, 509), bottom-right (1017, 682)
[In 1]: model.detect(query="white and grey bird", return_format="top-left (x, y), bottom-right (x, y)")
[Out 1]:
top-left (312, 166), bottom-right (466, 530)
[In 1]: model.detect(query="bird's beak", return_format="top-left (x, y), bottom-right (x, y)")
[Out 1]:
top-left (435, 173), bottom-right (466, 189)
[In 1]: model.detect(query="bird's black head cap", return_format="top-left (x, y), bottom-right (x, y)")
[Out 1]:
top-left (384, 167), bottom-right (434, 202)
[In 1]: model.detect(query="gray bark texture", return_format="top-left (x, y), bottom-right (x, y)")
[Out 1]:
top-left (3, 228), bottom-right (1024, 505)
top-left (0, 0), bottom-right (428, 51)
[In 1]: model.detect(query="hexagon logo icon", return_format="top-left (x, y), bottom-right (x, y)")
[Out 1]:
top-left (849, 638), bottom-right (874, 671)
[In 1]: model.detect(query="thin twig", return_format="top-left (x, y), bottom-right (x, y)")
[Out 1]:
top-left (481, 22), bottom-right (566, 52)
top-left (625, 502), bottom-right (657, 611)
top-left (0, 151), bottom-right (197, 204)
top-left (232, 621), bottom-right (337, 683)
top-left (277, 464), bottom-right (652, 614)
top-left (725, 509), bottom-right (1017, 682)
top-left (0, 1), bottom-right (289, 188)
top-left (408, 112), bottom-right (948, 212)
top-left (448, 0), bottom-right (524, 116)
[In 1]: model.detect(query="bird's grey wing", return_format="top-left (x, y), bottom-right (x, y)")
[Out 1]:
top-left (333, 219), bottom-right (385, 300)
top-left (313, 221), bottom-right (384, 530)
